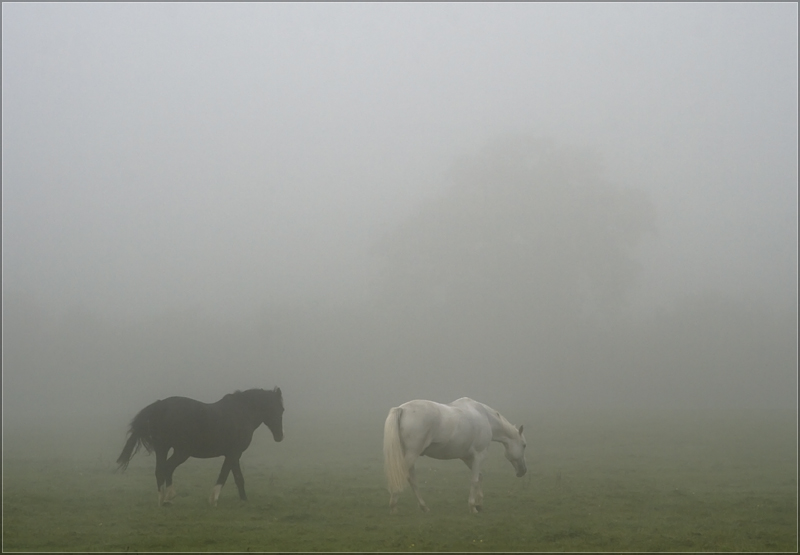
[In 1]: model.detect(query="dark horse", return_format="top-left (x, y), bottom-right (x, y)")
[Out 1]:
top-left (116, 387), bottom-right (284, 506)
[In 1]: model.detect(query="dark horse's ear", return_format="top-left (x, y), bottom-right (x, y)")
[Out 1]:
top-left (274, 387), bottom-right (282, 396)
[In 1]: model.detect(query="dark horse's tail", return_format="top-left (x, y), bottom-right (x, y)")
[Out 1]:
top-left (116, 400), bottom-right (161, 472)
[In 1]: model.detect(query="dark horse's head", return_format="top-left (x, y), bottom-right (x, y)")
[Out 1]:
top-left (237, 387), bottom-right (284, 442)
top-left (260, 387), bottom-right (284, 442)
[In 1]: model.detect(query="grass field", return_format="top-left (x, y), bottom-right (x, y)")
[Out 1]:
top-left (3, 408), bottom-right (796, 552)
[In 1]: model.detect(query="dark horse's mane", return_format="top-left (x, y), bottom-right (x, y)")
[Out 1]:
top-left (225, 387), bottom-right (283, 406)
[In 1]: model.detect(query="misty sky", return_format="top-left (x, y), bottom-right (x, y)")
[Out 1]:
top-left (3, 3), bottom-right (797, 320)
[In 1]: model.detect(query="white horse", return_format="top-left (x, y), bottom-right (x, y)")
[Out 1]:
top-left (383, 397), bottom-right (527, 514)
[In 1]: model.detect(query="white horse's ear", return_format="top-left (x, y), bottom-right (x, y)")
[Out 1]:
top-left (518, 425), bottom-right (523, 434)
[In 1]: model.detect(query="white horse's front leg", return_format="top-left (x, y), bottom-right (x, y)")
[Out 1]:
top-left (468, 473), bottom-right (481, 513)
top-left (466, 454), bottom-right (485, 513)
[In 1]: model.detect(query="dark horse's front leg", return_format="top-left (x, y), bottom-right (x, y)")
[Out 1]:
top-left (209, 455), bottom-right (246, 506)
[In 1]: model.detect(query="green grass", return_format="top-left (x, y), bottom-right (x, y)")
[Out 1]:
top-left (3, 409), bottom-right (796, 552)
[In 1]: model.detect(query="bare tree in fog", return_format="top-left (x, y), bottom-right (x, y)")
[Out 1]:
top-left (373, 136), bottom-right (656, 328)
top-left (364, 136), bottom-right (658, 400)
top-left (364, 136), bottom-right (794, 409)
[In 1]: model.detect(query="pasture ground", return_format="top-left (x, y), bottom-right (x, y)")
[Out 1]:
top-left (2, 408), bottom-right (797, 552)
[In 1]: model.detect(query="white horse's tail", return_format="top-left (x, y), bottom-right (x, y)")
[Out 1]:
top-left (383, 406), bottom-right (408, 494)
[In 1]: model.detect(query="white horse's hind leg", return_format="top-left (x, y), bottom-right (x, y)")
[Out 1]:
top-left (408, 464), bottom-right (429, 512)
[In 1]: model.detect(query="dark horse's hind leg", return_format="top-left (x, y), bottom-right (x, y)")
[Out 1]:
top-left (209, 454), bottom-right (245, 506)
top-left (162, 450), bottom-right (190, 504)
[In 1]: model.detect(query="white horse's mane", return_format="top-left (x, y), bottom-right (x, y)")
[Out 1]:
top-left (472, 400), bottom-right (520, 441)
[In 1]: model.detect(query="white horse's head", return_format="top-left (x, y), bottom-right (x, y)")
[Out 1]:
top-left (504, 424), bottom-right (527, 477)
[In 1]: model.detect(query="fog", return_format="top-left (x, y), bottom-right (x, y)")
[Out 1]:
top-left (2, 4), bottom-right (797, 433)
